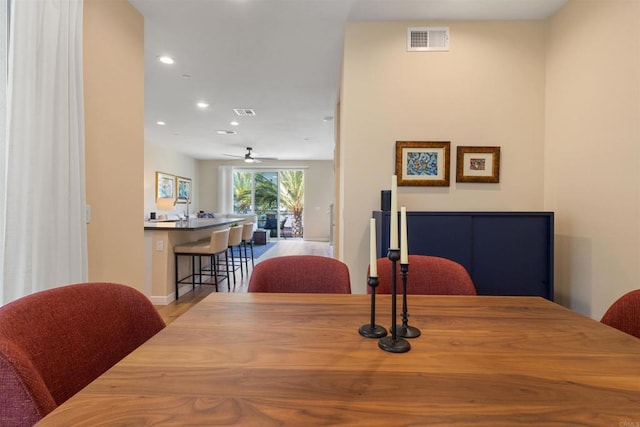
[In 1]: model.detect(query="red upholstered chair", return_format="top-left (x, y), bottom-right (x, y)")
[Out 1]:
top-left (248, 255), bottom-right (351, 293)
top-left (601, 289), bottom-right (640, 339)
top-left (0, 282), bottom-right (166, 425)
top-left (371, 255), bottom-right (476, 295)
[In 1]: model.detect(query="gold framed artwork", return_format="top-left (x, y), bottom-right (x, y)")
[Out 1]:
top-left (456, 146), bottom-right (500, 183)
top-left (155, 172), bottom-right (175, 201)
top-left (176, 176), bottom-right (192, 202)
top-left (395, 141), bottom-right (450, 187)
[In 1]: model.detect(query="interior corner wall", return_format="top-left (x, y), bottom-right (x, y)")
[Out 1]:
top-left (545, 0), bottom-right (640, 318)
top-left (340, 21), bottom-right (547, 294)
top-left (333, 101), bottom-right (342, 256)
top-left (84, 0), bottom-right (144, 289)
top-left (302, 160), bottom-right (335, 241)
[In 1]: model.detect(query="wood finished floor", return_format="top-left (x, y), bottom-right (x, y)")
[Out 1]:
top-left (154, 239), bottom-right (333, 325)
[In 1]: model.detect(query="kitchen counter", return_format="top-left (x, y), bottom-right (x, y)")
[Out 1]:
top-left (144, 217), bottom-right (244, 231)
top-left (144, 217), bottom-right (246, 303)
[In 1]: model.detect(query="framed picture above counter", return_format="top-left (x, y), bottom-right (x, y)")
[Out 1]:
top-left (176, 176), bottom-right (191, 202)
top-left (155, 172), bottom-right (175, 200)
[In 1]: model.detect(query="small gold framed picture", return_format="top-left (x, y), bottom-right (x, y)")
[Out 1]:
top-left (456, 146), bottom-right (500, 183)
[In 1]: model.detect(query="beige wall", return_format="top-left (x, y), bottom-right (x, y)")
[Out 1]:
top-left (144, 141), bottom-right (200, 218)
top-left (198, 160), bottom-right (334, 241)
top-left (545, 0), bottom-right (640, 318)
top-left (301, 161), bottom-right (334, 241)
top-left (340, 21), bottom-right (547, 294)
top-left (90, 0), bottom-right (639, 317)
top-left (84, 0), bottom-right (144, 289)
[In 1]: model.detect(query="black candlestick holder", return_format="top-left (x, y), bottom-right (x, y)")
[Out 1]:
top-left (378, 248), bottom-right (410, 353)
top-left (397, 263), bottom-right (421, 338)
top-left (359, 276), bottom-right (387, 338)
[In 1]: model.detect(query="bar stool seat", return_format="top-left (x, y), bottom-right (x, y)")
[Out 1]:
top-left (174, 228), bottom-right (230, 298)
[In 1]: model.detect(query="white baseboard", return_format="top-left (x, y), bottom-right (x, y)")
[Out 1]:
top-left (150, 295), bottom-right (171, 305)
top-left (149, 283), bottom-right (192, 305)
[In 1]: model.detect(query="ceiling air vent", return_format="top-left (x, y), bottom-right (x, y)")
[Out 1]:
top-left (407, 27), bottom-right (449, 52)
top-left (233, 108), bottom-right (256, 116)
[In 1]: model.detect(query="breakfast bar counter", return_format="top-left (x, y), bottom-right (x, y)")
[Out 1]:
top-left (144, 217), bottom-right (242, 231)
top-left (144, 217), bottom-right (245, 303)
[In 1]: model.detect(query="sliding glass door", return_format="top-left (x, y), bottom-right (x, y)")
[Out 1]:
top-left (278, 170), bottom-right (304, 238)
top-left (255, 171), bottom-right (278, 237)
top-left (233, 169), bottom-right (304, 238)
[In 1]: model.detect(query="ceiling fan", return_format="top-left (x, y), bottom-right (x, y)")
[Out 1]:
top-left (223, 147), bottom-right (278, 163)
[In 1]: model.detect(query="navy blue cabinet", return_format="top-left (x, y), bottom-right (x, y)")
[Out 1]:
top-left (373, 211), bottom-right (554, 300)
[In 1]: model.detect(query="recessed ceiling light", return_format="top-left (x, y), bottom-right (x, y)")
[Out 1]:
top-left (156, 121), bottom-right (166, 126)
top-left (216, 130), bottom-right (236, 135)
top-left (196, 102), bottom-right (209, 109)
top-left (158, 56), bottom-right (175, 65)
top-left (230, 121), bottom-right (239, 126)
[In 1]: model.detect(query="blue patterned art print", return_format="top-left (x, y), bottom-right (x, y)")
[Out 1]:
top-left (396, 141), bottom-right (450, 186)
top-left (406, 151), bottom-right (438, 176)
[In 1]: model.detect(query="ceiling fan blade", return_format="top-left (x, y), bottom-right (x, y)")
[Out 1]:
top-left (224, 147), bottom-right (278, 162)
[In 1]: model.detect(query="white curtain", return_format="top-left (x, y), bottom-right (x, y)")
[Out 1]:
top-left (217, 165), bottom-right (234, 213)
top-left (0, 1), bottom-right (7, 304)
top-left (2, 0), bottom-right (87, 304)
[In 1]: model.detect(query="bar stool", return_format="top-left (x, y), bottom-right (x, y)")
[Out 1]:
top-left (174, 228), bottom-right (230, 299)
top-left (225, 225), bottom-right (244, 288)
top-left (241, 222), bottom-right (255, 271)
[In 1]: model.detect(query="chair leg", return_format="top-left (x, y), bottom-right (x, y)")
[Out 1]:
top-left (213, 255), bottom-right (219, 291)
top-left (191, 255), bottom-right (196, 291)
top-left (174, 253), bottom-right (179, 300)
top-left (228, 248), bottom-right (236, 287)
top-left (224, 252), bottom-right (230, 292)
top-left (206, 254), bottom-right (217, 292)
top-left (213, 254), bottom-right (219, 288)
top-left (245, 240), bottom-right (255, 268)
top-left (241, 241), bottom-right (248, 272)
top-left (237, 245), bottom-right (244, 278)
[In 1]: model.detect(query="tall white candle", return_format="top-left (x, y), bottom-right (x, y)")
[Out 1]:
top-left (400, 206), bottom-right (408, 264)
top-left (390, 175), bottom-right (398, 249)
top-left (369, 218), bottom-right (377, 277)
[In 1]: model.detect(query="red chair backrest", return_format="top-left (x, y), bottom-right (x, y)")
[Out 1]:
top-left (601, 289), bottom-right (640, 339)
top-left (370, 255), bottom-right (476, 295)
top-left (0, 282), bottom-right (166, 425)
top-left (248, 255), bottom-right (351, 293)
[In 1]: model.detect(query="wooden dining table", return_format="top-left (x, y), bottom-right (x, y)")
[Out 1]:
top-left (38, 293), bottom-right (640, 426)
